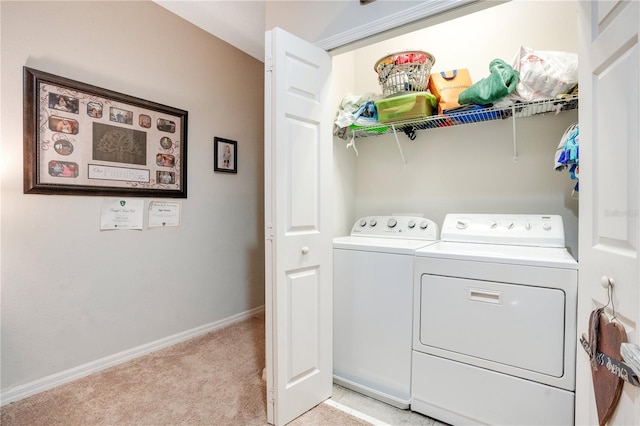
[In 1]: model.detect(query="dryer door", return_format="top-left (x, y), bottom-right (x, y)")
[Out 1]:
top-left (419, 274), bottom-right (566, 377)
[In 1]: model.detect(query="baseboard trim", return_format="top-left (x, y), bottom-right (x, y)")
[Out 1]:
top-left (1, 305), bottom-right (265, 406)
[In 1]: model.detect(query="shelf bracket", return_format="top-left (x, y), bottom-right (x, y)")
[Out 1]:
top-left (512, 104), bottom-right (518, 162)
top-left (391, 124), bottom-right (407, 166)
top-left (346, 130), bottom-right (359, 156)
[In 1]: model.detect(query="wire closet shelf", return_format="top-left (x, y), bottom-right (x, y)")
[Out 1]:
top-left (350, 94), bottom-right (579, 139)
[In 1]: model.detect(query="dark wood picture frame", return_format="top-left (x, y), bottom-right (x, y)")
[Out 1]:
top-left (213, 137), bottom-right (237, 174)
top-left (23, 67), bottom-right (188, 197)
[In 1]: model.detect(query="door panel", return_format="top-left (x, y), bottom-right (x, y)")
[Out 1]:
top-left (286, 267), bottom-right (320, 382)
top-left (577, 1), bottom-right (640, 424)
top-left (287, 119), bottom-right (318, 229)
top-left (265, 27), bottom-right (333, 426)
top-left (594, 21), bottom-right (639, 257)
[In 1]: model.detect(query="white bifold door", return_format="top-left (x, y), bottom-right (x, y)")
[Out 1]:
top-left (576, 0), bottom-right (640, 424)
top-left (264, 27), bottom-right (333, 426)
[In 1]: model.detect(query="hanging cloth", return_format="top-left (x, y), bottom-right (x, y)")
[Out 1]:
top-left (554, 123), bottom-right (579, 194)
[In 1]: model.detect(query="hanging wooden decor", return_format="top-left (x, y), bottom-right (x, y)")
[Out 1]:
top-left (581, 279), bottom-right (640, 425)
top-left (587, 309), bottom-right (626, 426)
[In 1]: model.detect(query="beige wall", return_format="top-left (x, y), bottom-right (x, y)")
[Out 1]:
top-left (1, 0), bottom-right (264, 393)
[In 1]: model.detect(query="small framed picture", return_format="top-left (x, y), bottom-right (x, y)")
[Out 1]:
top-left (214, 137), bottom-right (237, 173)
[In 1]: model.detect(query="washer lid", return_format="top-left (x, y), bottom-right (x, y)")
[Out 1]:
top-left (415, 241), bottom-right (578, 269)
top-left (334, 236), bottom-right (438, 255)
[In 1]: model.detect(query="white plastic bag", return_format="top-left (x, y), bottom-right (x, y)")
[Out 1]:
top-left (510, 46), bottom-right (578, 101)
top-left (334, 93), bottom-right (382, 128)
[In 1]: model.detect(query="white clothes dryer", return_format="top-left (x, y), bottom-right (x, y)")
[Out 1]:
top-left (333, 215), bottom-right (439, 409)
top-left (411, 213), bottom-right (578, 425)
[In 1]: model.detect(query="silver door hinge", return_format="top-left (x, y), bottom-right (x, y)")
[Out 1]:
top-left (268, 387), bottom-right (275, 403)
top-left (265, 57), bottom-right (273, 73)
top-left (266, 224), bottom-right (274, 240)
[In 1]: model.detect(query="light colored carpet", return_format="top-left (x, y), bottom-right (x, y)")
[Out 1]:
top-left (1, 313), bottom-right (371, 426)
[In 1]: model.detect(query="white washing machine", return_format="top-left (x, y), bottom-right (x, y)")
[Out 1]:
top-left (411, 213), bottom-right (578, 425)
top-left (333, 215), bottom-right (439, 409)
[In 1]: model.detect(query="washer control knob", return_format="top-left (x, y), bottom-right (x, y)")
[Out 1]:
top-left (359, 219), bottom-right (367, 227)
top-left (490, 221), bottom-right (497, 229)
top-left (525, 221), bottom-right (532, 230)
top-left (387, 218), bottom-right (397, 228)
top-left (419, 221), bottom-right (429, 229)
top-left (507, 222), bottom-right (514, 230)
top-left (369, 219), bottom-right (377, 227)
top-left (456, 220), bottom-right (468, 230)
top-left (408, 220), bottom-right (416, 229)
top-left (543, 222), bottom-right (552, 231)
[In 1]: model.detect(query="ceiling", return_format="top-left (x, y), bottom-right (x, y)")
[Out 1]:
top-left (153, 0), bottom-right (493, 64)
top-left (153, 1), bottom-right (266, 62)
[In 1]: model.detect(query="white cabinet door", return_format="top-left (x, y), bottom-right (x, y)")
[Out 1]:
top-left (264, 27), bottom-right (333, 426)
top-left (576, 1), bottom-right (640, 424)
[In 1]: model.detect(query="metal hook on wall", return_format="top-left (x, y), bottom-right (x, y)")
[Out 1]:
top-left (600, 275), bottom-right (616, 320)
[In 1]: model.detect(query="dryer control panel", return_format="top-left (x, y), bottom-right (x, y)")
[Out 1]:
top-left (441, 213), bottom-right (565, 247)
top-left (350, 216), bottom-right (439, 241)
